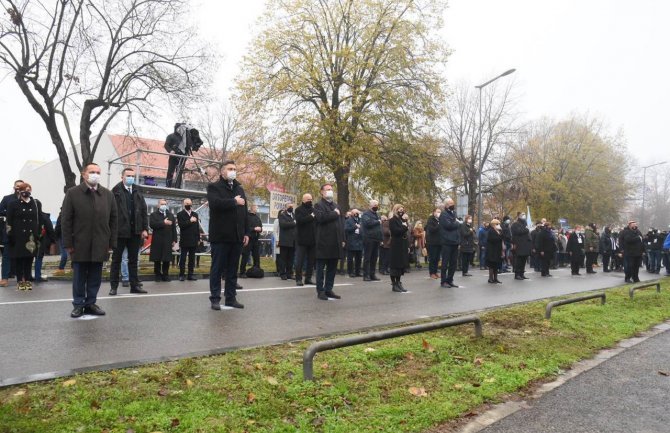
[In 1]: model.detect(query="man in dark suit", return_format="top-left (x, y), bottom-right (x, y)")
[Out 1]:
top-left (109, 167), bottom-right (148, 295)
top-left (239, 204), bottom-right (263, 277)
top-left (0, 179), bottom-right (23, 287)
top-left (439, 198), bottom-right (460, 288)
top-left (207, 160), bottom-right (249, 310)
top-left (314, 183), bottom-right (344, 300)
top-left (361, 200), bottom-right (382, 281)
top-left (61, 163), bottom-right (118, 318)
top-left (566, 225), bottom-right (586, 276)
top-left (511, 212), bottom-right (532, 280)
top-left (278, 202), bottom-right (297, 280)
top-left (177, 198), bottom-right (200, 281)
top-left (295, 194), bottom-right (316, 286)
top-left (344, 208), bottom-right (363, 277)
top-left (149, 199), bottom-right (177, 282)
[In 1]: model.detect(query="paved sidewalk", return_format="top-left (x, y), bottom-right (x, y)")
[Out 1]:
top-left (479, 325), bottom-right (670, 433)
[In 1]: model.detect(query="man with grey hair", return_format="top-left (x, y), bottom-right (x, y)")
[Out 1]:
top-left (361, 199), bottom-right (382, 281)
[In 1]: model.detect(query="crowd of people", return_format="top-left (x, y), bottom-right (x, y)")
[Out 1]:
top-left (1, 160), bottom-right (669, 318)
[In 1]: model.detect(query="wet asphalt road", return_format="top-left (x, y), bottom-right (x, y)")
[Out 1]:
top-left (0, 267), bottom-right (660, 386)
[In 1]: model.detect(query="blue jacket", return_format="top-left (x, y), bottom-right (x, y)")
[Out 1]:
top-left (361, 209), bottom-right (382, 241)
top-left (344, 216), bottom-right (364, 251)
top-left (439, 209), bottom-right (460, 245)
top-left (664, 233), bottom-right (670, 250)
top-left (478, 226), bottom-right (489, 248)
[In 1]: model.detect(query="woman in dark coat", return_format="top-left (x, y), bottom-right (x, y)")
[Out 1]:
top-left (459, 215), bottom-right (476, 277)
top-left (379, 215), bottom-right (391, 275)
top-left (149, 199), bottom-right (177, 282)
top-left (486, 219), bottom-right (504, 284)
top-left (6, 183), bottom-right (42, 291)
top-left (389, 204), bottom-right (409, 292)
top-left (535, 222), bottom-right (558, 277)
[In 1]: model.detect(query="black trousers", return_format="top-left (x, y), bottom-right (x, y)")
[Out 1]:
top-left (602, 253), bottom-right (612, 271)
top-left (295, 244), bottom-right (315, 281)
top-left (379, 247), bottom-right (389, 273)
top-left (239, 239), bottom-right (260, 274)
top-left (585, 251), bottom-right (598, 272)
top-left (179, 246), bottom-right (196, 276)
top-left (514, 254), bottom-right (528, 275)
top-left (110, 235), bottom-right (142, 288)
top-left (154, 261), bottom-right (170, 277)
top-left (15, 256), bottom-right (33, 282)
top-left (347, 250), bottom-right (362, 275)
top-left (363, 240), bottom-right (380, 277)
top-left (279, 246), bottom-right (295, 277)
top-left (166, 154), bottom-right (181, 188)
top-left (625, 255), bottom-right (642, 282)
top-left (540, 253), bottom-right (552, 276)
top-left (461, 252), bottom-right (473, 275)
top-left (570, 254), bottom-right (584, 274)
top-left (440, 244), bottom-right (459, 284)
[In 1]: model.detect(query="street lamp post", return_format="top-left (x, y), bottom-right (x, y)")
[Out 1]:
top-left (474, 68), bottom-right (516, 227)
top-left (640, 161), bottom-right (667, 230)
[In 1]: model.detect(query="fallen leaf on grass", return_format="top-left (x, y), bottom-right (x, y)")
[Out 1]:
top-left (157, 388), bottom-right (169, 397)
top-left (171, 418), bottom-right (180, 428)
top-left (321, 362), bottom-right (329, 369)
top-left (404, 352), bottom-right (415, 360)
top-left (659, 371), bottom-right (670, 376)
top-left (408, 387), bottom-right (428, 397)
top-left (254, 363), bottom-right (263, 370)
top-left (464, 411), bottom-right (478, 418)
top-left (452, 355), bottom-right (466, 361)
top-left (305, 408), bottom-right (315, 413)
top-left (13, 389), bottom-right (26, 396)
top-left (485, 377), bottom-right (496, 383)
top-left (473, 357), bottom-right (484, 366)
top-left (311, 416), bottom-right (325, 427)
top-left (422, 339), bottom-right (435, 353)
top-left (246, 420), bottom-right (256, 425)
top-left (322, 381), bottom-right (333, 387)
top-left (247, 392), bottom-right (256, 404)
top-left (453, 384), bottom-right (464, 390)
top-left (185, 379), bottom-right (194, 387)
top-left (265, 376), bottom-right (279, 386)
top-left (62, 379), bottom-right (77, 387)
top-left (90, 400), bottom-right (101, 410)
top-left (364, 347), bottom-right (376, 353)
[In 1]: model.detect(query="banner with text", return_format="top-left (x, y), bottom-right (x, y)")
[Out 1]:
top-left (269, 191), bottom-right (296, 218)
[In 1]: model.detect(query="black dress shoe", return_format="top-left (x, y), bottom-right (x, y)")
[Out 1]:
top-left (122, 281), bottom-right (130, 288)
top-left (154, 275), bottom-right (162, 282)
top-left (495, 279), bottom-right (503, 284)
top-left (296, 280), bottom-right (304, 286)
top-left (521, 275), bottom-right (529, 280)
top-left (392, 283), bottom-right (403, 292)
top-left (130, 287), bottom-right (148, 294)
top-left (162, 275), bottom-right (171, 282)
top-left (363, 276), bottom-right (371, 281)
top-left (84, 304), bottom-right (106, 316)
top-left (238, 273), bottom-right (248, 278)
top-left (304, 279), bottom-right (315, 285)
top-left (236, 283), bottom-right (243, 290)
top-left (348, 274), bottom-right (355, 278)
top-left (449, 283), bottom-right (459, 288)
top-left (70, 306), bottom-right (85, 318)
top-left (325, 291), bottom-right (341, 299)
top-left (514, 275), bottom-right (524, 280)
top-left (109, 287), bottom-right (117, 296)
top-left (179, 275), bottom-right (185, 281)
top-left (317, 292), bottom-right (328, 300)
top-left (398, 282), bottom-right (408, 292)
top-left (211, 302), bottom-right (221, 311)
top-left (280, 275), bottom-right (288, 280)
top-left (354, 273), bottom-right (363, 277)
top-left (462, 273), bottom-right (472, 277)
top-left (440, 282), bottom-right (451, 288)
top-left (370, 275), bottom-right (381, 281)
top-left (224, 300), bottom-right (245, 309)
top-left (187, 276), bottom-right (197, 281)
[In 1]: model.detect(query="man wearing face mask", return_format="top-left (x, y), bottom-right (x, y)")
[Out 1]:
top-left (207, 160), bottom-right (249, 309)
top-left (345, 208), bottom-right (363, 278)
top-left (425, 208), bottom-right (441, 279)
top-left (150, 199), bottom-right (177, 282)
top-left (0, 180), bottom-right (23, 287)
top-left (361, 200), bottom-right (382, 281)
top-left (295, 194), bottom-right (316, 286)
top-left (278, 202), bottom-right (297, 280)
top-left (459, 215), bottom-right (476, 277)
top-left (620, 220), bottom-right (644, 283)
top-left (313, 183), bottom-right (344, 300)
top-left (511, 212), bottom-right (532, 280)
top-left (109, 168), bottom-right (149, 295)
top-left (439, 198), bottom-right (460, 288)
top-left (62, 163), bottom-right (118, 318)
top-left (535, 221), bottom-right (558, 277)
top-left (566, 225), bottom-right (586, 276)
top-left (177, 198), bottom-right (200, 281)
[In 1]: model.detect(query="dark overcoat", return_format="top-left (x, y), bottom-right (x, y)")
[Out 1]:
top-left (177, 209), bottom-right (200, 248)
top-left (459, 223), bottom-right (477, 253)
top-left (425, 215), bottom-right (441, 246)
top-left (621, 227), bottom-right (644, 257)
top-left (511, 220), bottom-right (533, 256)
top-left (150, 209), bottom-right (177, 261)
top-left (61, 183), bottom-right (118, 262)
top-left (278, 210), bottom-right (297, 247)
top-left (6, 198), bottom-right (42, 258)
top-left (206, 177), bottom-right (249, 244)
top-left (439, 209), bottom-right (460, 245)
top-left (295, 203), bottom-right (316, 246)
top-left (536, 228), bottom-right (558, 257)
top-left (314, 199), bottom-right (343, 259)
top-left (345, 216), bottom-right (364, 251)
top-left (389, 216), bottom-right (409, 269)
top-left (361, 209), bottom-right (382, 242)
top-left (486, 227), bottom-right (504, 267)
top-left (112, 182), bottom-right (148, 238)
top-left (566, 232), bottom-right (585, 257)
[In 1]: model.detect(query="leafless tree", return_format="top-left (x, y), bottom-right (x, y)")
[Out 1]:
top-left (0, 0), bottom-right (212, 190)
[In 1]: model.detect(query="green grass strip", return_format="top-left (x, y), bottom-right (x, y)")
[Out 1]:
top-left (1, 278), bottom-right (669, 433)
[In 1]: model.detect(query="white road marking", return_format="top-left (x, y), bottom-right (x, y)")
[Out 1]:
top-left (0, 284), bottom-right (354, 306)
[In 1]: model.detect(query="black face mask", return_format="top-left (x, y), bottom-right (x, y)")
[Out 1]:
top-left (287, 207), bottom-right (293, 213)
top-left (447, 205), bottom-right (455, 211)
top-left (20, 191), bottom-right (31, 198)
top-left (185, 205), bottom-right (192, 210)
top-left (371, 206), bottom-right (379, 212)
top-left (398, 211), bottom-right (404, 217)
top-left (304, 201), bottom-right (313, 207)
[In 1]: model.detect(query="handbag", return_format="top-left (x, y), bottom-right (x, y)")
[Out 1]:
top-left (421, 247), bottom-right (428, 257)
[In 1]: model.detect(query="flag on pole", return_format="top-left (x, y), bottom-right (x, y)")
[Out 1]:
top-left (526, 205), bottom-right (534, 230)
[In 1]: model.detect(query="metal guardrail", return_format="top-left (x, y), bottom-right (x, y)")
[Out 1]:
top-left (302, 315), bottom-right (482, 381)
top-left (545, 293), bottom-right (606, 319)
top-left (629, 281), bottom-right (661, 299)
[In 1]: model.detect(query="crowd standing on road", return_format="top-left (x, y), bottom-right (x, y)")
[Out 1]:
top-left (1, 161), bottom-right (669, 318)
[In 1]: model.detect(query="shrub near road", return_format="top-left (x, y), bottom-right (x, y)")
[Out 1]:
top-left (1, 279), bottom-right (669, 433)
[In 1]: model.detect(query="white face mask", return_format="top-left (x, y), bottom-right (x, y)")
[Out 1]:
top-left (324, 190), bottom-right (334, 199)
top-left (226, 170), bottom-right (237, 180)
top-left (87, 173), bottom-right (100, 186)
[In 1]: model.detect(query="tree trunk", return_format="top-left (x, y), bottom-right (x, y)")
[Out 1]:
top-left (333, 166), bottom-right (350, 212)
